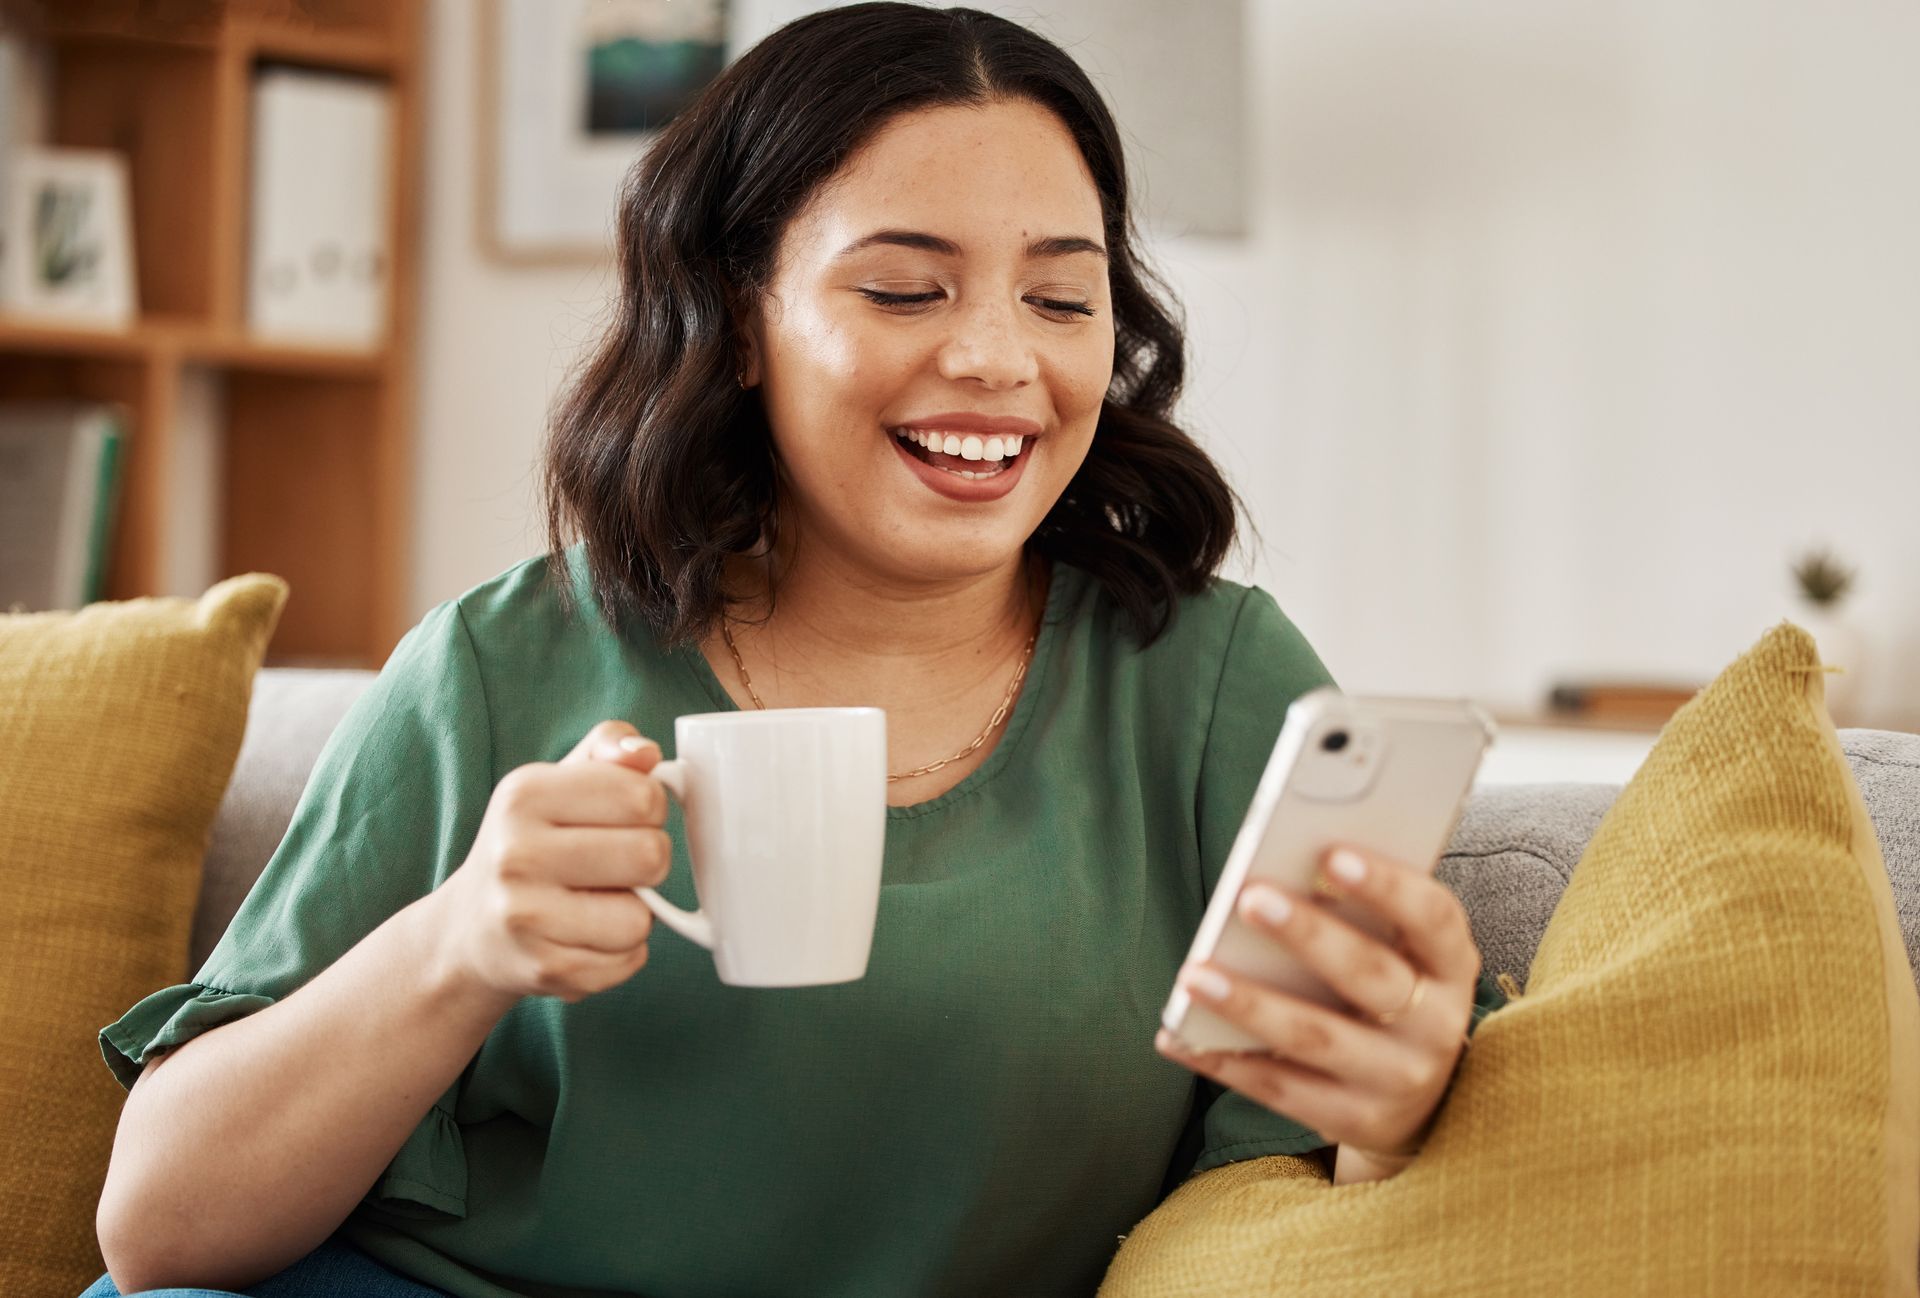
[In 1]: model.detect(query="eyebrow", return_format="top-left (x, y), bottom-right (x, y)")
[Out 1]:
top-left (833, 229), bottom-right (1108, 262)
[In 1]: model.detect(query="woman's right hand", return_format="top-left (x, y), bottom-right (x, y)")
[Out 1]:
top-left (431, 721), bottom-right (673, 1005)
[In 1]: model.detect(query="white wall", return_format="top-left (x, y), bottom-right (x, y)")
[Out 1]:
top-left (412, 0), bottom-right (617, 595)
top-left (412, 0), bottom-right (1920, 728)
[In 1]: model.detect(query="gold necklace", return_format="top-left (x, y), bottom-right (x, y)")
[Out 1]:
top-left (719, 610), bottom-right (1040, 784)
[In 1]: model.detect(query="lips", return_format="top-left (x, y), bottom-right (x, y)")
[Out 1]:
top-left (888, 425), bottom-right (1031, 502)
top-left (891, 411), bottom-right (1044, 440)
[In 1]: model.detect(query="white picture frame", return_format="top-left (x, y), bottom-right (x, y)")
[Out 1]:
top-left (480, 0), bottom-right (731, 265)
top-left (1, 146), bottom-right (137, 327)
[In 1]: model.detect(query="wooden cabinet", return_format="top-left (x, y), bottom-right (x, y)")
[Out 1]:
top-left (0, 0), bottom-right (423, 666)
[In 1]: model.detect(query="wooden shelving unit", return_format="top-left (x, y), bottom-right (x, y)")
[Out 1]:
top-left (1489, 708), bottom-right (1674, 736)
top-left (0, 0), bottom-right (422, 667)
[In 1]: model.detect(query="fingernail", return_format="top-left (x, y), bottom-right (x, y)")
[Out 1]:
top-left (618, 736), bottom-right (652, 754)
top-left (1245, 886), bottom-right (1291, 926)
top-left (1183, 966), bottom-right (1232, 1001)
top-left (1329, 849), bottom-right (1367, 884)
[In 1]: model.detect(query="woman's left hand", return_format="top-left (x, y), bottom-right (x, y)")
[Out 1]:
top-left (1156, 844), bottom-right (1481, 1160)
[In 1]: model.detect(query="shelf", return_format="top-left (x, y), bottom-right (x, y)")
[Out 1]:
top-left (245, 24), bottom-right (398, 75)
top-left (1478, 727), bottom-right (1658, 787)
top-left (188, 330), bottom-right (388, 378)
top-left (0, 314), bottom-right (163, 358)
top-left (32, 1), bottom-right (408, 70)
top-left (1490, 708), bottom-right (1676, 735)
top-left (2, 0), bottom-right (422, 665)
top-left (0, 314), bottom-right (385, 377)
top-left (28, 4), bottom-right (224, 49)
top-left (1493, 706), bottom-right (1906, 737)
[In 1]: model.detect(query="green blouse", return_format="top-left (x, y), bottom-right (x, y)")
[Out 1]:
top-left (101, 547), bottom-right (1508, 1298)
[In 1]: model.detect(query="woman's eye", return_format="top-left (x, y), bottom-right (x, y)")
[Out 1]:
top-left (858, 289), bottom-right (943, 308)
top-left (856, 288), bottom-right (1097, 319)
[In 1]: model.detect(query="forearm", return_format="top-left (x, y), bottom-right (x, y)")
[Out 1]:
top-left (98, 890), bottom-right (519, 1294)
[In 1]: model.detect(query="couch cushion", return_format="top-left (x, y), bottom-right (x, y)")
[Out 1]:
top-left (1841, 728), bottom-right (1920, 980)
top-left (195, 668), bottom-right (375, 970)
top-left (0, 574), bottom-right (287, 1298)
top-left (1444, 728), bottom-right (1920, 999)
top-left (1440, 782), bottom-right (1619, 999)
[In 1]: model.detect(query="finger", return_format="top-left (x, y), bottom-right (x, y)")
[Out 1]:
top-left (499, 761), bottom-right (671, 828)
top-left (532, 825), bottom-right (672, 890)
top-left (593, 735), bottom-right (664, 772)
top-left (560, 720), bottom-right (662, 770)
top-left (515, 884), bottom-right (656, 955)
top-left (1156, 1029), bottom-right (1380, 1147)
top-left (524, 933), bottom-right (654, 1004)
top-left (1154, 1028), bottom-right (1236, 1074)
top-left (1176, 961), bottom-right (1426, 1088)
top-left (1234, 878), bottom-right (1426, 1026)
top-left (1315, 844), bottom-right (1482, 985)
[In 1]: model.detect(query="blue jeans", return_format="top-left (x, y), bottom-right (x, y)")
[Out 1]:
top-left (78, 1233), bottom-right (450, 1297)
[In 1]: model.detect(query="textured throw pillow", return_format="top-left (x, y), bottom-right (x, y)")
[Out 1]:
top-left (0, 574), bottom-right (288, 1298)
top-left (1100, 622), bottom-right (1920, 1296)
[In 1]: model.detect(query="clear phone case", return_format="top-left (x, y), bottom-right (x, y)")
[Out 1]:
top-left (1162, 687), bottom-right (1496, 1053)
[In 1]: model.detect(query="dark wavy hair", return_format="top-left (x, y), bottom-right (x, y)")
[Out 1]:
top-left (540, 2), bottom-right (1255, 651)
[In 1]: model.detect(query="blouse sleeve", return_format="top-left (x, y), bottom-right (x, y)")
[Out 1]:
top-left (96, 598), bottom-right (498, 1220)
top-left (1184, 587), bottom-right (1511, 1176)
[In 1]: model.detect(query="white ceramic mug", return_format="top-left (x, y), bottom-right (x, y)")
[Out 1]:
top-left (634, 707), bottom-right (887, 986)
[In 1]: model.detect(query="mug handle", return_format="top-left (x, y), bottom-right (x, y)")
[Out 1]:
top-left (632, 759), bottom-right (717, 950)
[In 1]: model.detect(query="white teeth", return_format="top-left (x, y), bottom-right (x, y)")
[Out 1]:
top-left (891, 428), bottom-right (1028, 458)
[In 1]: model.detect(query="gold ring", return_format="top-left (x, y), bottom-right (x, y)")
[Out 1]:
top-left (1370, 970), bottom-right (1428, 1026)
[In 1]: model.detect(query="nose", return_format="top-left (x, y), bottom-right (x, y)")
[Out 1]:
top-left (935, 296), bottom-right (1039, 390)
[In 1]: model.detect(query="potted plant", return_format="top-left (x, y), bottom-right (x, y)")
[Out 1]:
top-left (1790, 545), bottom-right (1864, 724)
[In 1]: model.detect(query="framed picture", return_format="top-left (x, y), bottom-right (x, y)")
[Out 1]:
top-left (480, 0), bottom-right (731, 264)
top-left (0, 147), bottom-right (137, 326)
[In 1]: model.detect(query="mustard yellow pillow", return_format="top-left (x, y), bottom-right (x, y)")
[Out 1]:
top-left (1100, 622), bottom-right (1920, 1296)
top-left (0, 574), bottom-right (287, 1298)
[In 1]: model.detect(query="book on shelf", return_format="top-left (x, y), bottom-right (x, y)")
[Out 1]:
top-left (247, 64), bottom-right (392, 348)
top-left (0, 400), bottom-right (126, 613)
top-left (0, 32), bottom-right (50, 311)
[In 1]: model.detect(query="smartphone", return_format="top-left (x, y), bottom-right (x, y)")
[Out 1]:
top-left (1161, 687), bottom-right (1497, 1054)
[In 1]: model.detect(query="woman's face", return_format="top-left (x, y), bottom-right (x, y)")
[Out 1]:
top-left (739, 98), bottom-right (1116, 588)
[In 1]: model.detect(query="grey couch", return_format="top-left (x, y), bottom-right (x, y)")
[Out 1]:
top-left (190, 670), bottom-right (1920, 1282)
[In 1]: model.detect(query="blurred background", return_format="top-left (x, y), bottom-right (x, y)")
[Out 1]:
top-left (1, 0), bottom-right (1914, 782)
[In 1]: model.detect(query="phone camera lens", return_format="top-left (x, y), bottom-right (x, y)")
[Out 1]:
top-left (1321, 730), bottom-right (1349, 753)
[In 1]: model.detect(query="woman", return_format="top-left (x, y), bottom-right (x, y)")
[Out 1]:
top-left (87, 6), bottom-right (1507, 1295)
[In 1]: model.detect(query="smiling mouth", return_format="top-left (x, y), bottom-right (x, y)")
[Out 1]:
top-left (889, 428), bottom-right (1025, 478)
